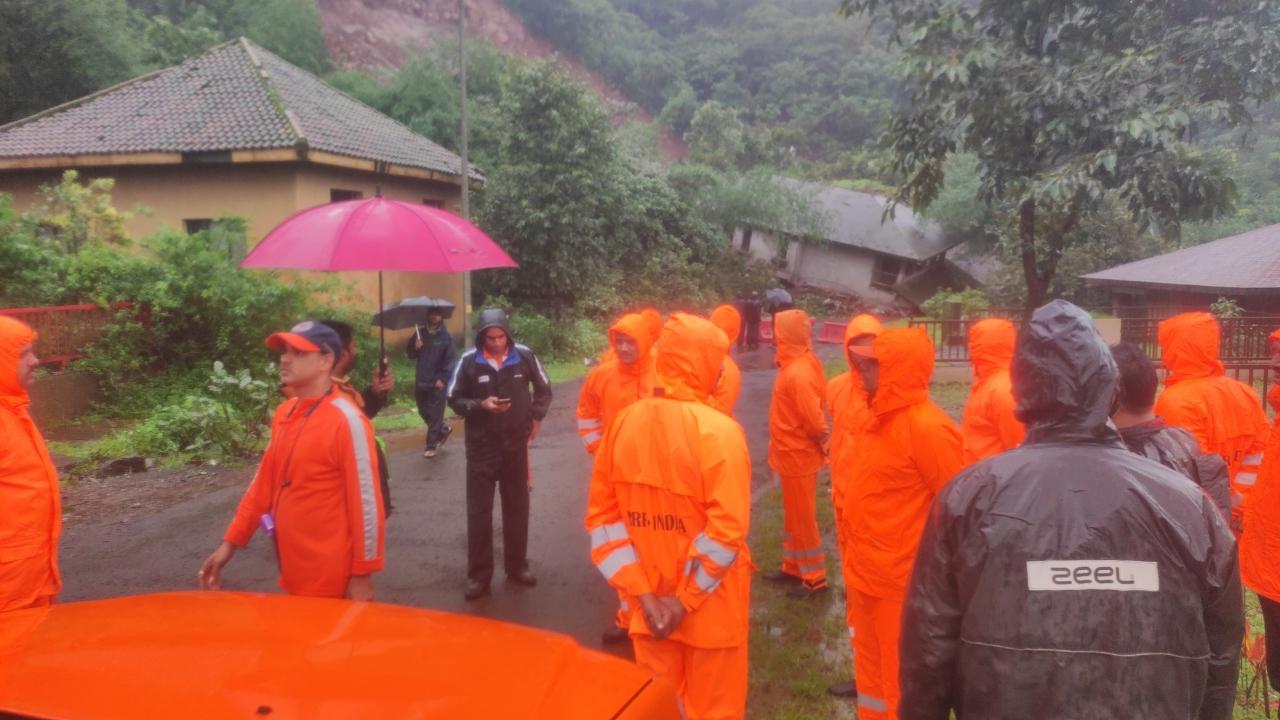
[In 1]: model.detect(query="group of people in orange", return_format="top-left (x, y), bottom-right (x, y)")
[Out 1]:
top-left (575, 299), bottom-right (1278, 720)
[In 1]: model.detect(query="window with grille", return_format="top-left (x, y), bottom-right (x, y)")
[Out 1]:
top-left (330, 189), bottom-right (363, 202)
top-left (870, 256), bottom-right (903, 291)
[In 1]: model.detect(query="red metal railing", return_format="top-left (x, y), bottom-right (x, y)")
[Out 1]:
top-left (0, 303), bottom-right (136, 369)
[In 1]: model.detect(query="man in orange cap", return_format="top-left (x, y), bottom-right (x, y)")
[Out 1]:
top-left (824, 312), bottom-right (882, 697)
top-left (708, 304), bottom-right (742, 415)
top-left (1242, 329), bottom-right (1280, 692)
top-left (0, 316), bottom-right (61, 612)
top-left (767, 308), bottom-right (829, 598)
top-left (200, 320), bottom-right (385, 600)
top-left (1156, 312), bottom-right (1269, 527)
top-left (961, 318), bottom-right (1025, 463)
top-left (578, 312), bottom-right (658, 643)
top-left (842, 326), bottom-right (963, 719)
top-left (585, 313), bottom-right (752, 720)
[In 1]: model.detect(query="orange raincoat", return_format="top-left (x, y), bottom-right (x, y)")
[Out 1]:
top-left (585, 313), bottom-right (752, 719)
top-left (1156, 312), bottom-right (1269, 521)
top-left (842, 327), bottom-right (964, 720)
top-left (577, 314), bottom-right (658, 454)
top-left (0, 317), bottom-right (61, 612)
top-left (827, 314), bottom-right (883, 517)
top-left (825, 313), bottom-right (882, 680)
top-left (961, 318), bottom-right (1025, 464)
top-left (768, 309), bottom-right (829, 588)
top-left (708, 305), bottom-right (742, 415)
top-left (1242, 330), bottom-right (1280, 603)
top-left (225, 385), bottom-right (385, 598)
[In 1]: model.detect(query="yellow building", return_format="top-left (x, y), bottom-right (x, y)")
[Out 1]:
top-left (0, 38), bottom-right (484, 336)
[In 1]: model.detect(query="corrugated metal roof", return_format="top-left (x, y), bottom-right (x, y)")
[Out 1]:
top-left (0, 39), bottom-right (479, 180)
top-left (1082, 223), bottom-right (1280, 295)
top-left (775, 178), bottom-right (960, 261)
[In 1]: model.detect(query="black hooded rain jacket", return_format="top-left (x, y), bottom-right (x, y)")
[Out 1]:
top-left (900, 300), bottom-right (1242, 720)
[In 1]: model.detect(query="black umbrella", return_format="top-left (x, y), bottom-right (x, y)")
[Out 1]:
top-left (372, 296), bottom-right (457, 332)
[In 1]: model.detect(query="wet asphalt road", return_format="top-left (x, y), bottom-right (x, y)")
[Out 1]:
top-left (57, 345), bottom-right (800, 655)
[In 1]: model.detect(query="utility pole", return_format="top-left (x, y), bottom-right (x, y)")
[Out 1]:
top-left (459, 0), bottom-right (472, 340)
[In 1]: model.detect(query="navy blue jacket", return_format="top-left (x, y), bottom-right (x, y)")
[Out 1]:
top-left (407, 325), bottom-right (456, 391)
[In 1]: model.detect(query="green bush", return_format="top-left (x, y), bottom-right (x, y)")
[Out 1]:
top-left (106, 361), bottom-right (275, 462)
top-left (920, 288), bottom-right (991, 320)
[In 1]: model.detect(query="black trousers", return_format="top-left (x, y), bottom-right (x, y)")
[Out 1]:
top-left (1261, 595), bottom-right (1280, 691)
top-left (744, 317), bottom-right (759, 349)
top-left (465, 445), bottom-right (530, 584)
top-left (415, 386), bottom-right (449, 449)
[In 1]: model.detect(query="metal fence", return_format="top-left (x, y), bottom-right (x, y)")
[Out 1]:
top-left (0, 303), bottom-right (138, 369)
top-left (911, 315), bottom-right (1280, 365)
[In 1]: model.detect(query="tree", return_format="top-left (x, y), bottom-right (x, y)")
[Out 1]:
top-left (243, 0), bottom-right (330, 74)
top-left (686, 100), bottom-right (746, 170)
top-left (0, 0), bottom-right (141, 122)
top-left (841, 0), bottom-right (1280, 314)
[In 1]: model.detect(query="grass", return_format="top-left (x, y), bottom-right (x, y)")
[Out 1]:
top-left (544, 359), bottom-right (592, 384)
top-left (748, 473), bottom-right (856, 720)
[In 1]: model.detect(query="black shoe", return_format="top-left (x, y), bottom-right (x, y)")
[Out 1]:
top-left (828, 680), bottom-right (858, 698)
top-left (464, 580), bottom-right (490, 601)
top-left (507, 568), bottom-right (537, 587)
top-left (601, 625), bottom-right (630, 645)
top-left (787, 583), bottom-right (828, 599)
top-left (763, 570), bottom-right (802, 586)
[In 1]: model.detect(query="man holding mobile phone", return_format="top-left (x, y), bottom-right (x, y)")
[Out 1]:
top-left (448, 308), bottom-right (553, 601)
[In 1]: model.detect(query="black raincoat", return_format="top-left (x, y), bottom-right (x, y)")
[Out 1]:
top-left (900, 300), bottom-right (1242, 720)
top-left (1119, 419), bottom-right (1232, 523)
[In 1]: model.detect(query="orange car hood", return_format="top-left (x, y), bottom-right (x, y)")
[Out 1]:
top-left (0, 592), bottom-right (678, 720)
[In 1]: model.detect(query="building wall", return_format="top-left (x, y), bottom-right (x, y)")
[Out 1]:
top-left (0, 162), bottom-right (472, 338)
top-left (730, 226), bottom-right (901, 303)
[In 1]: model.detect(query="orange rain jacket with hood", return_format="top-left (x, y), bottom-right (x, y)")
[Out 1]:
top-left (827, 314), bottom-right (883, 518)
top-left (843, 327), bottom-right (964, 598)
top-left (708, 305), bottom-right (742, 415)
top-left (584, 313), bottom-right (752, 648)
top-left (0, 317), bottom-right (61, 612)
top-left (962, 318), bottom-right (1025, 464)
top-left (768, 310), bottom-right (828, 477)
top-left (225, 385), bottom-right (385, 598)
top-left (577, 314), bottom-right (658, 454)
top-left (1156, 312), bottom-right (1268, 518)
top-left (1242, 330), bottom-right (1280, 603)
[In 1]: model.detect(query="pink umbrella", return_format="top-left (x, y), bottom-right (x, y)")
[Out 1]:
top-left (242, 196), bottom-right (518, 362)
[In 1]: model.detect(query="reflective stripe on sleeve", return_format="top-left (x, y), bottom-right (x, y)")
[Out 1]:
top-left (578, 418), bottom-right (602, 430)
top-left (858, 695), bottom-right (888, 712)
top-left (694, 532), bottom-right (737, 567)
top-left (693, 563), bottom-right (721, 593)
top-left (1244, 453), bottom-right (1264, 466)
top-left (581, 431), bottom-right (603, 447)
top-left (1236, 472), bottom-right (1258, 487)
top-left (332, 397), bottom-right (379, 562)
top-left (597, 546), bottom-right (638, 580)
top-left (589, 522), bottom-right (629, 550)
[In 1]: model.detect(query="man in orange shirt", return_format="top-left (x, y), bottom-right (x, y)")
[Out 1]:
top-left (199, 320), bottom-right (385, 600)
top-left (0, 316), bottom-right (61, 612)
top-left (961, 318), bottom-right (1025, 463)
top-left (577, 312), bottom-right (657, 643)
top-left (767, 309), bottom-right (829, 598)
top-left (585, 313), bottom-right (752, 720)
top-left (842, 327), bottom-right (964, 719)
top-left (1156, 312), bottom-right (1269, 526)
top-left (708, 304), bottom-right (742, 415)
top-left (825, 312), bottom-right (881, 698)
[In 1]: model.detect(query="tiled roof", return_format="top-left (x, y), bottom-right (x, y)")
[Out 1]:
top-left (0, 38), bottom-right (480, 180)
top-left (772, 178), bottom-right (961, 261)
top-left (1083, 223), bottom-right (1280, 295)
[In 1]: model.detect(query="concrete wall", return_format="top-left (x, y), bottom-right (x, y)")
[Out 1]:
top-left (731, 226), bottom-right (901, 303)
top-left (0, 161), bottom-right (471, 339)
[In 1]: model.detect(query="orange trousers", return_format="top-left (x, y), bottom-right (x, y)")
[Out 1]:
top-left (779, 472), bottom-right (826, 588)
top-left (850, 587), bottom-right (903, 719)
top-left (633, 636), bottom-right (748, 720)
